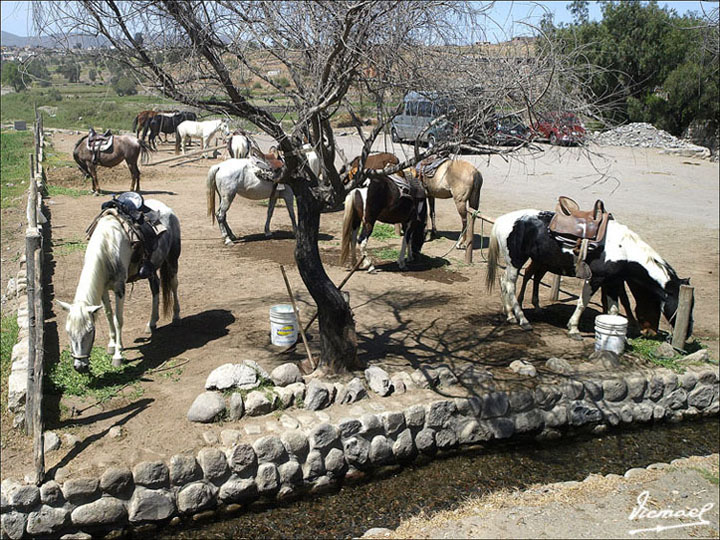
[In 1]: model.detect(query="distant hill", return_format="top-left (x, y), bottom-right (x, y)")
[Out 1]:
top-left (1, 31), bottom-right (109, 49)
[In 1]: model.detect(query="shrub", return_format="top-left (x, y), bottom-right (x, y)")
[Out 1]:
top-left (112, 76), bottom-right (137, 96)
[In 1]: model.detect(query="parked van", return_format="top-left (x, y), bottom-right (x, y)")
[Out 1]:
top-left (391, 91), bottom-right (455, 147)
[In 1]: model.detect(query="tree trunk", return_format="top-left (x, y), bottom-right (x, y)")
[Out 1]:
top-left (291, 181), bottom-right (363, 374)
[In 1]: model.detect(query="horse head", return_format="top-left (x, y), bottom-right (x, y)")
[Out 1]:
top-left (57, 300), bottom-right (102, 372)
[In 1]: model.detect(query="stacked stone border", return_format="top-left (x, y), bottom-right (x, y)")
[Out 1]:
top-left (2, 364), bottom-right (717, 539)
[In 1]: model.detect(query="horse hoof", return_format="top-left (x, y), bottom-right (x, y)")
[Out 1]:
top-left (455, 244), bottom-right (466, 250)
top-left (568, 332), bottom-right (583, 341)
top-left (112, 357), bottom-right (123, 368)
top-left (107, 344), bottom-right (115, 355)
top-left (224, 238), bottom-right (233, 246)
top-left (520, 322), bottom-right (533, 331)
top-left (145, 325), bottom-right (155, 335)
top-left (264, 232), bottom-right (272, 238)
top-left (93, 191), bottom-right (100, 197)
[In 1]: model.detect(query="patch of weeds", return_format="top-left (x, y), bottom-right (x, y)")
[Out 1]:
top-left (370, 247), bottom-right (400, 261)
top-left (1, 131), bottom-right (33, 210)
top-left (47, 184), bottom-right (88, 198)
top-left (295, 395), bottom-right (305, 409)
top-left (692, 467), bottom-right (720, 486)
top-left (626, 337), bottom-right (686, 373)
top-left (54, 238), bottom-right (88, 257)
top-left (371, 223), bottom-right (399, 240)
top-left (1, 316), bottom-right (20, 416)
top-left (45, 347), bottom-right (145, 403)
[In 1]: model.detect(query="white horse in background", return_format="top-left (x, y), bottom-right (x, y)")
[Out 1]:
top-left (58, 200), bottom-right (181, 370)
top-left (301, 143), bottom-right (320, 178)
top-left (228, 131), bottom-right (251, 158)
top-left (175, 119), bottom-right (230, 155)
top-left (207, 158), bottom-right (297, 244)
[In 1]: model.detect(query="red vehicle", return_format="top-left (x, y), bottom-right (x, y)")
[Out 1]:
top-left (532, 112), bottom-right (586, 145)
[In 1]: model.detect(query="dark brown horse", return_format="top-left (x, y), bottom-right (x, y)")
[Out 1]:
top-left (132, 110), bottom-right (159, 139)
top-left (340, 174), bottom-right (426, 272)
top-left (73, 134), bottom-right (153, 194)
top-left (341, 152), bottom-right (399, 185)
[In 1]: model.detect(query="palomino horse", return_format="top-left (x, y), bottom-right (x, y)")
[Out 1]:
top-left (175, 119), bottom-right (230, 155)
top-left (206, 158), bottom-right (297, 244)
top-left (412, 158), bottom-right (483, 249)
top-left (73, 134), bottom-right (153, 194)
top-left (57, 199), bottom-right (181, 369)
top-left (486, 209), bottom-right (693, 338)
top-left (340, 152), bottom-right (399, 186)
top-left (340, 175), bottom-right (427, 272)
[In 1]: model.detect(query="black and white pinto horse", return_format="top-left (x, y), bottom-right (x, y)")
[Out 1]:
top-left (486, 209), bottom-right (692, 338)
top-left (58, 199), bottom-right (181, 370)
top-left (142, 111), bottom-right (197, 150)
top-left (340, 175), bottom-right (427, 272)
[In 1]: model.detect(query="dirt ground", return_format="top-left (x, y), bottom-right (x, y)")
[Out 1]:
top-left (1, 131), bottom-right (717, 481)
top-left (382, 454), bottom-right (720, 539)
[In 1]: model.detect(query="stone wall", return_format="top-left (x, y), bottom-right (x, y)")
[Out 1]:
top-left (2, 363), bottom-right (717, 539)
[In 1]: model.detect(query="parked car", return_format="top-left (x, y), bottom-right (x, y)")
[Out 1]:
top-left (478, 114), bottom-right (532, 146)
top-left (532, 112), bottom-right (586, 145)
top-left (391, 91), bottom-right (456, 147)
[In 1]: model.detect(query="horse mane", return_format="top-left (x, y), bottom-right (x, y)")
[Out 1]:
top-left (610, 222), bottom-right (678, 287)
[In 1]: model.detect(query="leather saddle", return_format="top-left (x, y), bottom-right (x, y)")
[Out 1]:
top-left (548, 196), bottom-right (611, 279)
top-left (250, 147), bottom-right (284, 182)
top-left (87, 128), bottom-right (113, 152)
top-left (414, 156), bottom-right (449, 181)
top-left (389, 173), bottom-right (426, 201)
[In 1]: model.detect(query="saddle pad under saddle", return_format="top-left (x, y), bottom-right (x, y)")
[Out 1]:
top-left (87, 136), bottom-right (113, 153)
top-left (390, 174), bottom-right (426, 200)
top-left (415, 156), bottom-right (449, 180)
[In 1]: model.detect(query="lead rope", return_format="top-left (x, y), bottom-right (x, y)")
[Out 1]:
top-left (436, 208), bottom-right (486, 261)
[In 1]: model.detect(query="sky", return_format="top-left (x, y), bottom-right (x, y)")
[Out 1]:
top-left (1, 0), bottom-right (713, 39)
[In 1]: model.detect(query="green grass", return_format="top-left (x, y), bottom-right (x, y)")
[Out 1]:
top-left (371, 223), bottom-right (399, 240)
top-left (46, 347), bottom-right (144, 404)
top-left (626, 337), bottom-right (687, 373)
top-left (54, 238), bottom-right (88, 257)
top-left (46, 184), bottom-right (89, 198)
top-left (1, 131), bottom-right (33, 209)
top-left (692, 467), bottom-right (720, 486)
top-left (370, 247), bottom-right (401, 261)
top-left (1, 316), bottom-right (20, 416)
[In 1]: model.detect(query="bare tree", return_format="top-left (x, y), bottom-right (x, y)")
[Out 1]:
top-left (33, 1), bottom-right (594, 374)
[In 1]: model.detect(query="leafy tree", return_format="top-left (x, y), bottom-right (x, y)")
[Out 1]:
top-left (26, 59), bottom-right (51, 87)
top-left (58, 62), bottom-right (81, 83)
top-left (569, 0), bottom-right (589, 24)
top-left (89, 68), bottom-right (97, 82)
top-left (112, 76), bottom-right (137, 96)
top-left (1, 62), bottom-right (25, 92)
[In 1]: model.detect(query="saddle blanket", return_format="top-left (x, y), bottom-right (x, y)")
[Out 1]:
top-left (87, 136), bottom-right (113, 153)
top-left (415, 156), bottom-right (449, 180)
top-left (390, 174), bottom-right (426, 200)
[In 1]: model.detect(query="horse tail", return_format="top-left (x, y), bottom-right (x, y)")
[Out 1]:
top-left (469, 168), bottom-right (483, 211)
top-left (339, 189), bottom-right (357, 266)
top-left (159, 222), bottom-right (181, 318)
top-left (486, 223), bottom-right (500, 292)
top-left (207, 164), bottom-right (220, 223)
top-left (132, 115), bottom-right (138, 133)
top-left (138, 139), bottom-right (153, 165)
top-left (73, 136), bottom-right (91, 177)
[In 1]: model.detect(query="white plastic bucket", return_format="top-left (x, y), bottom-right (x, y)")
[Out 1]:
top-left (594, 314), bottom-right (628, 354)
top-left (269, 304), bottom-right (299, 346)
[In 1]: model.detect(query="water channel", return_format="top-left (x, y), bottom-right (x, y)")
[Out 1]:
top-left (158, 417), bottom-right (718, 539)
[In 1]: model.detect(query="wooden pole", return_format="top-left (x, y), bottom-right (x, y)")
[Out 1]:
top-left (32, 236), bottom-right (45, 485)
top-left (279, 265), bottom-right (316, 371)
top-left (550, 274), bottom-right (561, 302)
top-left (671, 284), bottom-right (694, 350)
top-left (24, 230), bottom-right (40, 436)
top-left (464, 211), bottom-right (475, 264)
top-left (145, 143), bottom-right (224, 166)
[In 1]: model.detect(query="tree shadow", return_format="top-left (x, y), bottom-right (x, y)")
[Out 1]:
top-left (429, 231), bottom-right (490, 250)
top-left (373, 253), bottom-right (450, 273)
top-left (46, 398), bottom-right (153, 480)
top-left (235, 231), bottom-right (334, 243)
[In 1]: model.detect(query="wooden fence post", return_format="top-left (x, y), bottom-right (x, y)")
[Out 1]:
top-left (550, 274), bottom-right (561, 302)
top-left (24, 230), bottom-right (40, 436)
top-left (671, 284), bottom-right (694, 350)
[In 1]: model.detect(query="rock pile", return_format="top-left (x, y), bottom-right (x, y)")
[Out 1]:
top-left (594, 122), bottom-right (710, 157)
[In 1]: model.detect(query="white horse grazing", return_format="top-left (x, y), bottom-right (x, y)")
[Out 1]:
top-left (207, 158), bottom-right (297, 244)
top-left (175, 119), bottom-right (229, 155)
top-left (228, 131), bottom-right (251, 158)
top-left (58, 200), bottom-right (181, 370)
